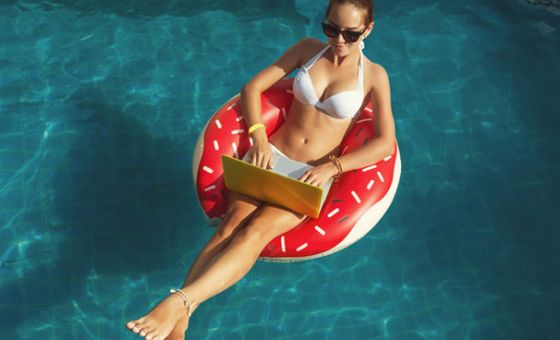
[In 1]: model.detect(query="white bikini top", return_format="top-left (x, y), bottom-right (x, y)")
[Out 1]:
top-left (292, 43), bottom-right (364, 119)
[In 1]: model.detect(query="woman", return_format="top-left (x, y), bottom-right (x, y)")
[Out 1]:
top-left (126, 0), bottom-right (395, 339)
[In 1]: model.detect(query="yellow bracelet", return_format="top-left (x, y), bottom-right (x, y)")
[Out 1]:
top-left (248, 123), bottom-right (265, 135)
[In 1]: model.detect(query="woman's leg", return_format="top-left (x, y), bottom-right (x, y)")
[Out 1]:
top-left (163, 192), bottom-right (263, 340)
top-left (168, 204), bottom-right (304, 340)
top-left (128, 203), bottom-right (305, 340)
top-left (183, 191), bottom-right (263, 288)
top-left (126, 191), bottom-right (262, 340)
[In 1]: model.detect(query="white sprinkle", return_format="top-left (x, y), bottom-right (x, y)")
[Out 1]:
top-left (286, 89), bottom-right (293, 94)
top-left (314, 225), bottom-right (326, 236)
top-left (281, 107), bottom-right (287, 119)
top-left (356, 118), bottom-right (372, 124)
top-left (351, 191), bottom-right (361, 204)
top-left (362, 164), bottom-right (377, 172)
top-left (204, 185), bottom-right (216, 192)
top-left (227, 102), bottom-right (237, 110)
top-left (377, 171), bottom-right (384, 183)
top-left (296, 243), bottom-right (308, 252)
top-left (281, 236), bottom-right (286, 252)
top-left (365, 107), bottom-right (373, 112)
top-left (231, 129), bottom-right (244, 135)
top-left (367, 179), bottom-right (374, 190)
top-left (383, 155), bottom-right (392, 161)
top-left (235, 116), bottom-right (244, 122)
top-left (202, 166), bottom-right (214, 174)
top-left (327, 208), bottom-right (339, 218)
top-left (232, 142), bottom-right (238, 158)
top-left (215, 120), bottom-right (222, 129)
top-left (213, 140), bottom-right (219, 151)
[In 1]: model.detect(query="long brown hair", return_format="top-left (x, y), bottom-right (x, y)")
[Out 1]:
top-left (326, 0), bottom-right (374, 25)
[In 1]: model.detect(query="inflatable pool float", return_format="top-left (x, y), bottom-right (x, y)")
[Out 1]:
top-left (193, 78), bottom-right (401, 262)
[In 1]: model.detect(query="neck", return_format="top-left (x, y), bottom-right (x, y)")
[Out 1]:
top-left (328, 46), bottom-right (360, 67)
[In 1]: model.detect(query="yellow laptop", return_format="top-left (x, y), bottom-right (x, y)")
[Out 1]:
top-left (221, 154), bottom-right (331, 218)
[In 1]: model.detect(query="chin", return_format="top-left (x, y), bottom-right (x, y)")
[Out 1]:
top-left (334, 48), bottom-right (351, 57)
top-left (332, 45), bottom-right (347, 52)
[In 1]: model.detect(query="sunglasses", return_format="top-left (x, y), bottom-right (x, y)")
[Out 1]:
top-left (321, 21), bottom-right (367, 43)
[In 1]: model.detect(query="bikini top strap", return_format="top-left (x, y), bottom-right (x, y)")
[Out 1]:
top-left (303, 45), bottom-right (331, 70)
top-left (357, 50), bottom-right (364, 92)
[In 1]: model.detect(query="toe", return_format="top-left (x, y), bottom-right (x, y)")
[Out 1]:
top-left (127, 317), bottom-right (146, 330)
top-left (145, 330), bottom-right (159, 340)
top-left (133, 319), bottom-right (149, 333)
top-left (140, 324), bottom-right (156, 336)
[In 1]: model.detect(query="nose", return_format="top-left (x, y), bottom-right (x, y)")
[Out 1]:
top-left (335, 32), bottom-right (345, 44)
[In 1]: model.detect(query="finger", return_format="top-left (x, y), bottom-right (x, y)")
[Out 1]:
top-left (255, 153), bottom-right (263, 168)
top-left (250, 152), bottom-right (256, 166)
top-left (259, 153), bottom-right (267, 169)
top-left (260, 154), bottom-right (267, 169)
top-left (306, 171), bottom-right (317, 182)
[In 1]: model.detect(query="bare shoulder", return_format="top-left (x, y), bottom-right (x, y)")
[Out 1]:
top-left (363, 58), bottom-right (390, 91)
top-left (292, 37), bottom-right (328, 68)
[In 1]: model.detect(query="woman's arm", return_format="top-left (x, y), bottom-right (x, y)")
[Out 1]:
top-left (240, 37), bottom-right (311, 142)
top-left (337, 64), bottom-right (396, 173)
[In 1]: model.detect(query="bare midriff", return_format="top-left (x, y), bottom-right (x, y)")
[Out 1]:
top-left (268, 98), bottom-right (359, 166)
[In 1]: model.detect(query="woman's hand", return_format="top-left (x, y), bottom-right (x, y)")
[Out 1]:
top-left (298, 161), bottom-right (339, 187)
top-left (246, 138), bottom-right (275, 170)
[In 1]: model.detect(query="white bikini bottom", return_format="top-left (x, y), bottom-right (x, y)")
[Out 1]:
top-left (242, 143), bottom-right (333, 193)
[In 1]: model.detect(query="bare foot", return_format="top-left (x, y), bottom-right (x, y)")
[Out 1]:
top-left (125, 294), bottom-right (190, 340)
top-left (164, 314), bottom-right (190, 340)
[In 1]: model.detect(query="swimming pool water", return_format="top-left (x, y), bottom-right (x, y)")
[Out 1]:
top-left (1, 0), bottom-right (559, 338)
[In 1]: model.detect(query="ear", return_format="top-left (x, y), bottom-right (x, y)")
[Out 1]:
top-left (365, 21), bottom-right (374, 37)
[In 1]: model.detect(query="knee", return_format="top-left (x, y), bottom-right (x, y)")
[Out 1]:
top-left (235, 217), bottom-right (271, 244)
top-left (215, 220), bottom-right (238, 241)
top-left (216, 207), bottom-right (251, 239)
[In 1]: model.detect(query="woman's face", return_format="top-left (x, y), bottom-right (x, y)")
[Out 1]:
top-left (326, 3), bottom-right (372, 56)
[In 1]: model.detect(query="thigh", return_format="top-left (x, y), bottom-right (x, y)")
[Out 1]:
top-left (242, 202), bottom-right (307, 244)
top-left (220, 191), bottom-right (264, 231)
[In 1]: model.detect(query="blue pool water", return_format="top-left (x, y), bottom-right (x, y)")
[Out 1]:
top-left (1, 0), bottom-right (559, 338)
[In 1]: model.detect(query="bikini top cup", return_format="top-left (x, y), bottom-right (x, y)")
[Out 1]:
top-left (293, 43), bottom-right (365, 119)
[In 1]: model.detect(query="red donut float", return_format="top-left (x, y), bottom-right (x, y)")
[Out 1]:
top-left (193, 78), bottom-right (401, 262)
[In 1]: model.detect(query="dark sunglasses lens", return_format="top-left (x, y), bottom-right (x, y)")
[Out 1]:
top-left (343, 31), bottom-right (361, 42)
top-left (321, 23), bottom-right (337, 37)
top-left (322, 22), bottom-right (362, 42)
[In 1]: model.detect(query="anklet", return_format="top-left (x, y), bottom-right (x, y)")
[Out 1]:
top-left (169, 288), bottom-right (193, 317)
